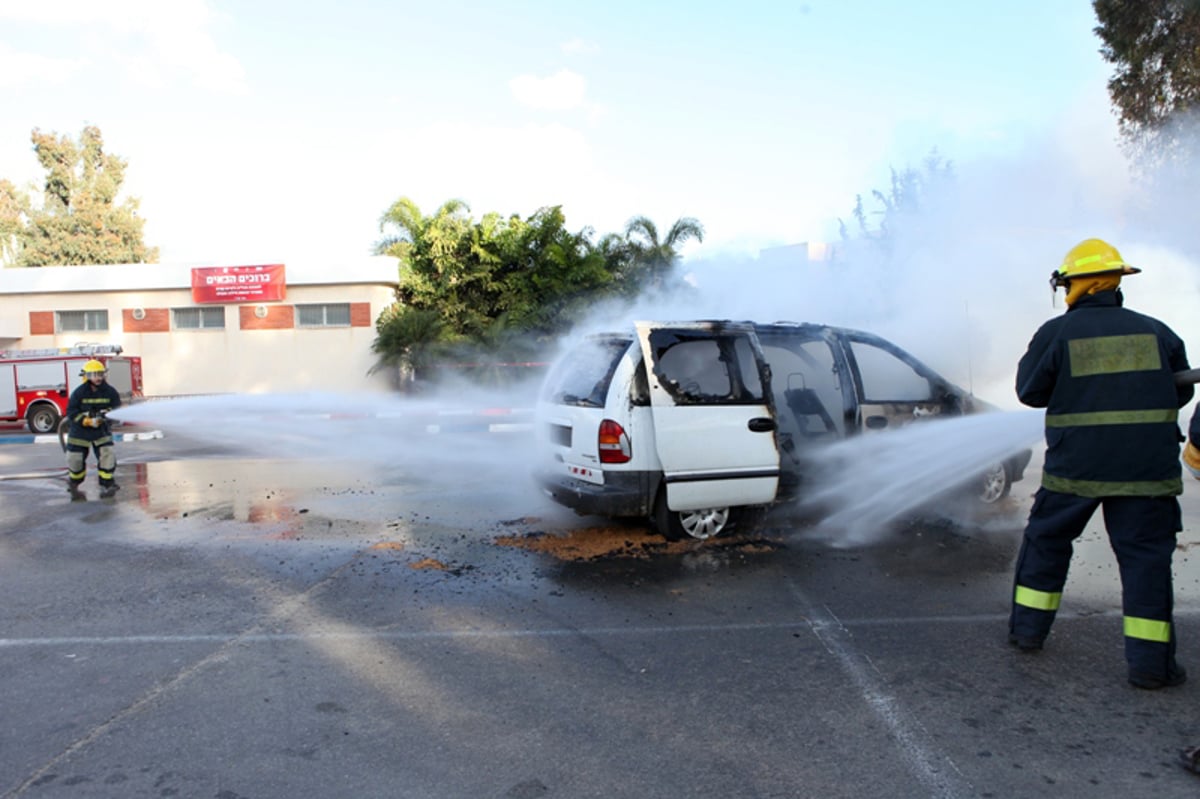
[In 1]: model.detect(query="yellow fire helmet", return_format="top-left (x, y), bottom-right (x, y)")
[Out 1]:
top-left (1050, 238), bottom-right (1141, 291)
top-left (81, 359), bottom-right (106, 377)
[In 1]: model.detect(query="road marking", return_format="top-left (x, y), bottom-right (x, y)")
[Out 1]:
top-left (7, 607), bottom-right (1197, 648)
top-left (788, 580), bottom-right (974, 799)
top-left (1, 621), bottom-right (811, 648)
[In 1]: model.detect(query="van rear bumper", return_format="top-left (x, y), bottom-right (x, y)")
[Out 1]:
top-left (537, 469), bottom-right (655, 518)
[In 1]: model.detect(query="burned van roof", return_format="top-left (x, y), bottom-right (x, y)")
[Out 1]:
top-left (589, 319), bottom-right (894, 346)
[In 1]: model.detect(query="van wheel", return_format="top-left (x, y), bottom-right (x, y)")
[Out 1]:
top-left (26, 405), bottom-right (60, 435)
top-left (654, 491), bottom-right (733, 540)
top-left (975, 461), bottom-right (1011, 505)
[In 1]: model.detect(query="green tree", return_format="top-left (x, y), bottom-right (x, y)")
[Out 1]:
top-left (0, 179), bottom-right (26, 266)
top-left (371, 197), bottom-right (623, 384)
top-left (375, 198), bottom-right (619, 336)
top-left (487, 205), bottom-right (614, 334)
top-left (2, 125), bottom-right (158, 266)
top-left (621, 215), bottom-right (705, 290)
top-left (1093, 0), bottom-right (1200, 162)
top-left (368, 201), bottom-right (715, 389)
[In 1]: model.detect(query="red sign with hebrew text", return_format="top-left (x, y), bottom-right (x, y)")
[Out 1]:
top-left (191, 264), bottom-right (286, 304)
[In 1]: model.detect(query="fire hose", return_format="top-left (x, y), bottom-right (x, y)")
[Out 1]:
top-left (1176, 369), bottom-right (1200, 386)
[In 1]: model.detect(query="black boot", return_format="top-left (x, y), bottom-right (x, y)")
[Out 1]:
top-left (1129, 662), bottom-right (1187, 690)
top-left (1007, 633), bottom-right (1044, 652)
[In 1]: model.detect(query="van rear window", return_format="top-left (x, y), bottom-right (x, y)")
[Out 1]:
top-left (540, 338), bottom-right (630, 407)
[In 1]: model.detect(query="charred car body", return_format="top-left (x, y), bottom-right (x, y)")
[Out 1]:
top-left (535, 320), bottom-right (1031, 540)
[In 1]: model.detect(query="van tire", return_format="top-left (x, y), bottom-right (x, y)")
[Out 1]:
top-left (974, 461), bottom-right (1011, 505)
top-left (653, 490), bottom-right (733, 541)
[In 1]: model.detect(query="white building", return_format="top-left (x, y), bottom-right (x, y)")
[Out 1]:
top-left (0, 258), bottom-right (400, 397)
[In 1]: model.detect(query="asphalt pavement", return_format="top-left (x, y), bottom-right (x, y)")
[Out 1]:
top-left (2, 429), bottom-right (1200, 798)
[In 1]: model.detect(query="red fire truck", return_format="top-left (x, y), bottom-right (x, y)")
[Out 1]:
top-left (0, 344), bottom-right (143, 434)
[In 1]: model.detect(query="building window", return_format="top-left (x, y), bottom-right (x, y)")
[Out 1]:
top-left (296, 303), bottom-right (351, 327)
top-left (57, 310), bottom-right (108, 333)
top-left (173, 307), bottom-right (226, 330)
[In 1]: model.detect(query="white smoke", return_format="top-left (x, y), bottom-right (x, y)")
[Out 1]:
top-left (577, 102), bottom-right (1200, 413)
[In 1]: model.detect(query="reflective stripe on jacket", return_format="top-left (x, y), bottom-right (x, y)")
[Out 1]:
top-left (1016, 290), bottom-right (1193, 497)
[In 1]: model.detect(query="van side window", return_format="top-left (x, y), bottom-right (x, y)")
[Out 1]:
top-left (849, 340), bottom-right (934, 402)
top-left (657, 339), bottom-right (727, 399)
top-left (649, 332), bottom-right (764, 404)
top-left (761, 338), bottom-right (844, 436)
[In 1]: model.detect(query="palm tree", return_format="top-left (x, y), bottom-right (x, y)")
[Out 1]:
top-left (369, 305), bottom-right (448, 392)
top-left (373, 197), bottom-right (470, 258)
top-left (622, 215), bottom-right (705, 290)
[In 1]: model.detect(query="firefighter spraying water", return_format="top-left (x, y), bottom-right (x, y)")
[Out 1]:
top-left (1008, 238), bottom-right (1193, 690)
top-left (64, 359), bottom-right (122, 499)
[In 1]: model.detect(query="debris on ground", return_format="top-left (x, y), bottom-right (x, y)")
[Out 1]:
top-left (493, 524), bottom-right (779, 562)
top-left (409, 557), bottom-right (449, 571)
top-left (368, 541), bottom-right (406, 551)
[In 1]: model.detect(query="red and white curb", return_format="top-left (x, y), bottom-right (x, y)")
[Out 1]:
top-left (0, 430), bottom-right (164, 446)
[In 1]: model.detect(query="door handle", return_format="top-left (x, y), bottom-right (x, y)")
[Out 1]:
top-left (865, 415), bottom-right (888, 430)
top-left (748, 417), bottom-right (776, 432)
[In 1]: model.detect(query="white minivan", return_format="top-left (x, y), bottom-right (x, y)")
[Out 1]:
top-left (534, 320), bottom-right (1030, 539)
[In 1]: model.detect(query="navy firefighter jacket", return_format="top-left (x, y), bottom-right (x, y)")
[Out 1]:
top-left (66, 380), bottom-right (122, 444)
top-left (1016, 290), bottom-right (1193, 497)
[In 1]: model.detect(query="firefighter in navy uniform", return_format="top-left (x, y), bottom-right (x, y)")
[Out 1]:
top-left (1179, 414), bottom-right (1200, 774)
top-left (65, 359), bottom-right (122, 497)
top-left (1009, 238), bottom-right (1193, 690)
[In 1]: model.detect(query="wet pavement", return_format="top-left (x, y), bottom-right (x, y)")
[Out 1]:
top-left (2, 432), bottom-right (1200, 797)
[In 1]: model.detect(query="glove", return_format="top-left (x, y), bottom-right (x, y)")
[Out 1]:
top-left (1183, 441), bottom-right (1200, 480)
top-left (82, 416), bottom-right (101, 428)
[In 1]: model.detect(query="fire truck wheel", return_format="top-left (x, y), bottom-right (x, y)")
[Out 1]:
top-left (26, 404), bottom-right (60, 436)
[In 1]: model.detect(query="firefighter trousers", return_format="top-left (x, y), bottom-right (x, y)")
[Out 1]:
top-left (1009, 488), bottom-right (1180, 679)
top-left (66, 440), bottom-right (117, 486)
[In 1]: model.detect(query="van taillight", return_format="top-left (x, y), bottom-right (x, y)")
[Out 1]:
top-left (598, 419), bottom-right (631, 464)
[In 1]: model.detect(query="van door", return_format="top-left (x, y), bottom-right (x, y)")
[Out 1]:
top-left (841, 334), bottom-right (963, 432)
top-left (635, 321), bottom-right (780, 511)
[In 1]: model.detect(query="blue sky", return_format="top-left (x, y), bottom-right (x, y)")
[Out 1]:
top-left (0, 1), bottom-right (1113, 267)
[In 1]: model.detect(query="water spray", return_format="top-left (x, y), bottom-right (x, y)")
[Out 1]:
top-left (790, 409), bottom-right (1044, 548)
